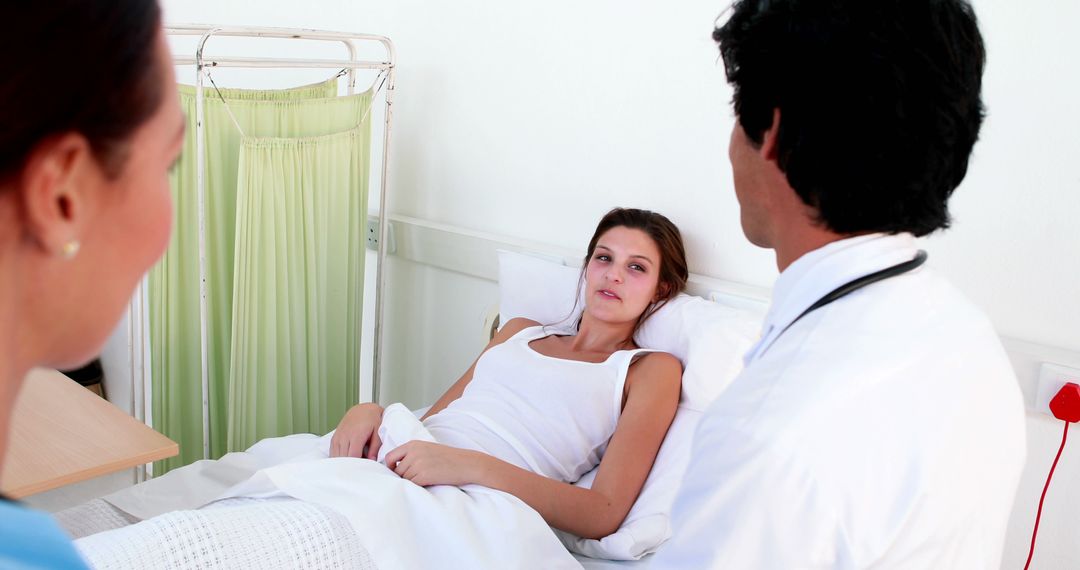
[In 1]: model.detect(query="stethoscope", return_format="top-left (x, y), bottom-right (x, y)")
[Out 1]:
top-left (765, 249), bottom-right (929, 351)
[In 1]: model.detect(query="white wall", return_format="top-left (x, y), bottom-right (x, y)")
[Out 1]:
top-left (382, 1), bottom-right (776, 284)
top-left (931, 0), bottom-right (1080, 349)
top-left (100, 310), bottom-right (134, 415)
top-left (158, 0), bottom-right (1080, 566)
top-left (374, 0), bottom-right (1080, 350)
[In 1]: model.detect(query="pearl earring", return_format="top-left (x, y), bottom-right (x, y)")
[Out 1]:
top-left (61, 240), bottom-right (81, 259)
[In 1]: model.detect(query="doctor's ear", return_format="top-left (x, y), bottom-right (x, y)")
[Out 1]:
top-left (759, 108), bottom-right (782, 164)
top-left (18, 133), bottom-right (99, 257)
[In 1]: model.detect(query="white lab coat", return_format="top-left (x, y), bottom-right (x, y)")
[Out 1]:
top-left (652, 233), bottom-right (1026, 569)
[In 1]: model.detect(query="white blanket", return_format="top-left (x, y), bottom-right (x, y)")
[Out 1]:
top-left (103, 403), bottom-right (580, 570)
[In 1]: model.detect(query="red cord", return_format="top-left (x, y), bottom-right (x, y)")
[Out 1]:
top-left (1023, 420), bottom-right (1070, 570)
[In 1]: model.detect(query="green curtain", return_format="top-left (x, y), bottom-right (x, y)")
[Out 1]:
top-left (228, 127), bottom-right (369, 451)
top-left (149, 77), bottom-right (371, 473)
top-left (199, 89), bottom-right (373, 462)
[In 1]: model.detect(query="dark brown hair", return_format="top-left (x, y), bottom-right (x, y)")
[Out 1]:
top-left (0, 0), bottom-right (165, 184)
top-left (714, 0), bottom-right (985, 236)
top-left (569, 208), bottom-right (689, 337)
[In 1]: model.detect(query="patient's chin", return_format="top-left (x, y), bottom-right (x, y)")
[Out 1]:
top-left (582, 303), bottom-right (644, 328)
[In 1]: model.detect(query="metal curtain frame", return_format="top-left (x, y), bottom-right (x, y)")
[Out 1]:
top-left (166, 24), bottom-right (395, 460)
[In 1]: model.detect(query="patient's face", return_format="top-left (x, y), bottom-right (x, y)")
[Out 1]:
top-left (583, 226), bottom-right (663, 326)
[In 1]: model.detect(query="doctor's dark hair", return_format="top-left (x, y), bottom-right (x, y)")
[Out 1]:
top-left (0, 0), bottom-right (164, 184)
top-left (714, 0), bottom-right (986, 236)
top-left (568, 208), bottom-right (688, 338)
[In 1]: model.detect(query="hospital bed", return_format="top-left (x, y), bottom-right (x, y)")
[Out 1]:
top-left (63, 422), bottom-right (661, 569)
top-left (65, 251), bottom-right (763, 568)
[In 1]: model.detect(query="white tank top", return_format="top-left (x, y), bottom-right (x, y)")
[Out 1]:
top-left (423, 326), bottom-right (655, 483)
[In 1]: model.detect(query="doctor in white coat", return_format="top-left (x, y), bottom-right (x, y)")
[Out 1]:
top-left (654, 1), bottom-right (1026, 568)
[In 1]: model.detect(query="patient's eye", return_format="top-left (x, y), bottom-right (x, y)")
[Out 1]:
top-left (594, 254), bottom-right (611, 263)
top-left (629, 263), bottom-right (646, 273)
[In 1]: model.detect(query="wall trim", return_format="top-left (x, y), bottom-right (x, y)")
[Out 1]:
top-left (386, 214), bottom-right (1080, 418)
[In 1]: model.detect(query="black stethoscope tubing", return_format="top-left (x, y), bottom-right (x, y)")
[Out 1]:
top-left (772, 250), bottom-right (929, 343)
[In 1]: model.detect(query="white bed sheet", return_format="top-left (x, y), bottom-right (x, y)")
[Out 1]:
top-left (575, 553), bottom-right (652, 569)
top-left (69, 496), bottom-right (659, 569)
top-left (99, 414), bottom-right (580, 569)
top-left (95, 405), bottom-right (665, 569)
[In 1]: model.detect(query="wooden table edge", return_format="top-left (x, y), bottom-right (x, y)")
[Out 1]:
top-left (5, 442), bottom-right (179, 499)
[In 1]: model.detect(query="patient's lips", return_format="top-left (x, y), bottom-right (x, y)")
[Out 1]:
top-left (596, 289), bottom-right (621, 301)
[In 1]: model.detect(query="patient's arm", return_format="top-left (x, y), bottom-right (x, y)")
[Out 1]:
top-left (330, 318), bottom-right (538, 459)
top-left (386, 351), bottom-right (683, 539)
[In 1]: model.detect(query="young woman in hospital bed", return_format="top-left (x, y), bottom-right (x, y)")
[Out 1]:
top-left (330, 207), bottom-right (685, 535)
top-left (70, 208), bottom-right (713, 569)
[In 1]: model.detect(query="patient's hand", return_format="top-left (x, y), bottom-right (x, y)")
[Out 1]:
top-left (384, 441), bottom-right (481, 487)
top-left (330, 403), bottom-right (384, 459)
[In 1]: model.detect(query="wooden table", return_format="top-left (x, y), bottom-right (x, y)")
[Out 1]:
top-left (0, 368), bottom-right (178, 499)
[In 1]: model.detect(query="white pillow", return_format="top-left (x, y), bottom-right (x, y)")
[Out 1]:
top-left (496, 249), bottom-right (763, 559)
top-left (635, 293), bottom-right (762, 411)
top-left (496, 249), bottom-right (582, 330)
top-left (554, 406), bottom-right (702, 560)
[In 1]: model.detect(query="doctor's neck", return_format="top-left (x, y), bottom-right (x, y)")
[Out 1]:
top-left (772, 227), bottom-right (848, 273)
top-left (766, 205), bottom-right (850, 273)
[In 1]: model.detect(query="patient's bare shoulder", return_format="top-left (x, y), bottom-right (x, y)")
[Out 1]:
top-left (491, 317), bottom-right (541, 344)
top-left (634, 351), bottom-right (682, 371)
top-left (627, 351), bottom-right (683, 389)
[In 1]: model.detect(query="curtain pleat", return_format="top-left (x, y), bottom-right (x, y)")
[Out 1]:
top-left (228, 128), bottom-right (369, 451)
top-left (148, 77), bottom-right (371, 473)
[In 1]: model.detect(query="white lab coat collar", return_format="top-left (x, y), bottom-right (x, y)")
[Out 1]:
top-left (744, 232), bottom-right (920, 364)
